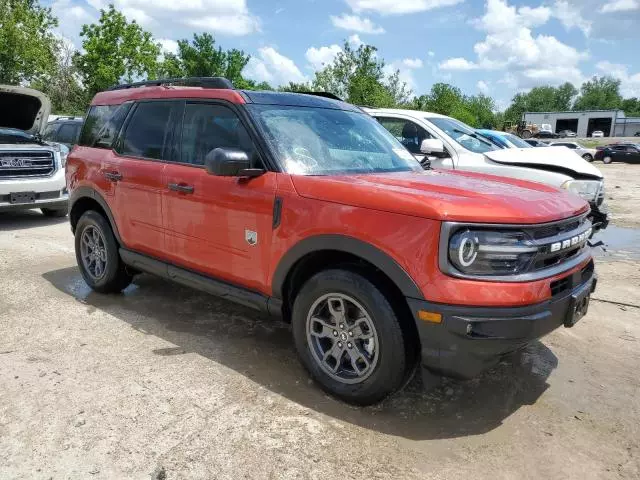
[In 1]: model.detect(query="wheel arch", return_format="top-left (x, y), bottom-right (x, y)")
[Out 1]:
top-left (69, 187), bottom-right (122, 244)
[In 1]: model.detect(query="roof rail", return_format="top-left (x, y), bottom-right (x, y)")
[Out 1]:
top-left (299, 91), bottom-right (343, 102)
top-left (108, 77), bottom-right (234, 91)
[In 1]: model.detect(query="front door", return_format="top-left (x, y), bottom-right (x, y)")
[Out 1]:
top-left (162, 102), bottom-right (277, 294)
top-left (111, 100), bottom-right (177, 257)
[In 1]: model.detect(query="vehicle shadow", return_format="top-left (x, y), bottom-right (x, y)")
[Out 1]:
top-left (0, 210), bottom-right (68, 231)
top-left (43, 267), bottom-right (558, 441)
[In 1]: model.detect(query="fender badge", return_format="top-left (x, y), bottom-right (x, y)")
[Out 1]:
top-left (245, 229), bottom-right (258, 246)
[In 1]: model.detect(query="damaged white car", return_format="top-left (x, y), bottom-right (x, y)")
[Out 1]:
top-left (367, 108), bottom-right (609, 232)
top-left (0, 85), bottom-right (69, 216)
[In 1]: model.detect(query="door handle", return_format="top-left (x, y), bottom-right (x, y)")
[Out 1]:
top-left (103, 171), bottom-right (122, 182)
top-left (168, 183), bottom-right (194, 194)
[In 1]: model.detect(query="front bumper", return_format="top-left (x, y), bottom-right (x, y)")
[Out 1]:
top-left (407, 261), bottom-right (596, 379)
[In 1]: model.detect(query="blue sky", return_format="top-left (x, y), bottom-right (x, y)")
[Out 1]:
top-left (47, 0), bottom-right (640, 108)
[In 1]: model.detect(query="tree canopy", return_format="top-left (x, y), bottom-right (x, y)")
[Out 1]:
top-left (573, 76), bottom-right (623, 111)
top-left (0, 0), bottom-right (59, 84)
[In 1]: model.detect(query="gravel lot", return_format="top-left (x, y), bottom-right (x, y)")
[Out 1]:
top-left (1, 163), bottom-right (639, 479)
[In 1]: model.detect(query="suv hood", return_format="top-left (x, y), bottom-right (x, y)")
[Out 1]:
top-left (291, 169), bottom-right (588, 224)
top-left (484, 146), bottom-right (603, 179)
top-left (0, 85), bottom-right (51, 136)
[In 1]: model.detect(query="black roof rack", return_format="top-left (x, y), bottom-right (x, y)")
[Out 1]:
top-left (299, 91), bottom-right (343, 102)
top-left (108, 77), bottom-right (234, 91)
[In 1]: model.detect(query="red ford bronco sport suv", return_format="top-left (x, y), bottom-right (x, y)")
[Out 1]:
top-left (67, 77), bottom-right (596, 405)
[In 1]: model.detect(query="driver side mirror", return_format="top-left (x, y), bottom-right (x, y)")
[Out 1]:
top-left (420, 138), bottom-right (444, 154)
top-left (205, 148), bottom-right (264, 178)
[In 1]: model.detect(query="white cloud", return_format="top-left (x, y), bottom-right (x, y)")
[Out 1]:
top-left (85, 0), bottom-right (260, 36)
top-left (428, 51), bottom-right (435, 57)
top-left (596, 61), bottom-right (640, 97)
top-left (243, 47), bottom-right (307, 86)
top-left (552, 1), bottom-right (592, 36)
top-left (346, 0), bottom-right (463, 15)
top-left (439, 57), bottom-right (477, 70)
top-left (600, 0), bottom-right (639, 13)
top-left (402, 58), bottom-right (423, 69)
top-left (330, 13), bottom-right (385, 34)
top-left (50, 0), bottom-right (97, 47)
top-left (158, 38), bottom-right (179, 55)
top-left (348, 34), bottom-right (363, 46)
top-left (305, 44), bottom-right (342, 70)
top-left (441, 0), bottom-right (587, 90)
top-left (477, 80), bottom-right (490, 94)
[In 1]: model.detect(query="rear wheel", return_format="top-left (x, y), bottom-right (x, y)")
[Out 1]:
top-left (41, 207), bottom-right (67, 217)
top-left (603, 156), bottom-right (613, 164)
top-left (582, 153), bottom-right (593, 162)
top-left (521, 130), bottom-right (532, 139)
top-left (75, 211), bottom-right (132, 293)
top-left (292, 269), bottom-right (408, 405)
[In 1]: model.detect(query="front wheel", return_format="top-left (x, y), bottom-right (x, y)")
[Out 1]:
top-left (603, 156), bottom-right (612, 164)
top-left (582, 154), bottom-right (593, 162)
top-left (292, 269), bottom-right (408, 405)
top-left (75, 211), bottom-right (132, 293)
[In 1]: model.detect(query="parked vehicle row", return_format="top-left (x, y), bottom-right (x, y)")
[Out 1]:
top-left (595, 143), bottom-right (640, 164)
top-left (60, 77), bottom-right (598, 405)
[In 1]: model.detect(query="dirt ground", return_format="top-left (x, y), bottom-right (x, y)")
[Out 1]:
top-left (1, 164), bottom-right (639, 480)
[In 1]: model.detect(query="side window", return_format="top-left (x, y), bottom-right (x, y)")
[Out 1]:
top-left (180, 103), bottom-right (255, 165)
top-left (78, 105), bottom-right (119, 147)
top-left (119, 102), bottom-right (173, 160)
top-left (625, 146), bottom-right (638, 152)
top-left (376, 117), bottom-right (433, 154)
top-left (567, 144), bottom-right (577, 149)
top-left (57, 124), bottom-right (77, 144)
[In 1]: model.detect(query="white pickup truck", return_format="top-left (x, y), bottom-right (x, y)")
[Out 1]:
top-left (0, 85), bottom-right (69, 216)
top-left (366, 108), bottom-right (609, 232)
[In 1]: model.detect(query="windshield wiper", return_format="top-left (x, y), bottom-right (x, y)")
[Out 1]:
top-left (452, 128), bottom-right (494, 147)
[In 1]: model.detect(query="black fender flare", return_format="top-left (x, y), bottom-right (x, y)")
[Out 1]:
top-left (271, 234), bottom-right (424, 300)
top-left (69, 187), bottom-right (122, 244)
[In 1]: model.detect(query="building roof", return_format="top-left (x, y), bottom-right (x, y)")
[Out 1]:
top-left (523, 109), bottom-right (623, 115)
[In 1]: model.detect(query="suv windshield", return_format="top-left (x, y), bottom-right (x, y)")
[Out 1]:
top-left (248, 105), bottom-right (422, 175)
top-left (425, 117), bottom-right (499, 154)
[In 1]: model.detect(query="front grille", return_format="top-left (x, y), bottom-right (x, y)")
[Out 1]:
top-left (523, 213), bottom-right (591, 274)
top-left (0, 151), bottom-right (55, 178)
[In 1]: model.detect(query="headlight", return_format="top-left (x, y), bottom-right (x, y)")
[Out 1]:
top-left (562, 180), bottom-right (601, 202)
top-left (448, 229), bottom-right (537, 276)
top-left (48, 142), bottom-right (69, 167)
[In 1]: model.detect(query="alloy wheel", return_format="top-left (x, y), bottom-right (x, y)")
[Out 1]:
top-left (306, 293), bottom-right (379, 384)
top-left (80, 225), bottom-right (108, 280)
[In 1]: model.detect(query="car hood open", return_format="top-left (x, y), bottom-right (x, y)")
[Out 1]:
top-left (0, 85), bottom-right (51, 136)
top-left (484, 146), bottom-right (603, 179)
top-left (291, 169), bottom-right (589, 224)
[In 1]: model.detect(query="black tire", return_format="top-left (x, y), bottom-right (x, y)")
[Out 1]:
top-left (41, 207), bottom-right (67, 217)
top-left (582, 154), bottom-right (593, 162)
top-left (75, 210), bottom-right (132, 293)
top-left (292, 269), bottom-right (408, 405)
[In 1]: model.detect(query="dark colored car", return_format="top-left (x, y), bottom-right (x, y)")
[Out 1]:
top-left (43, 116), bottom-right (83, 148)
top-left (594, 144), bottom-right (640, 164)
top-left (525, 139), bottom-right (548, 147)
top-left (66, 77), bottom-right (595, 405)
top-left (535, 130), bottom-right (560, 139)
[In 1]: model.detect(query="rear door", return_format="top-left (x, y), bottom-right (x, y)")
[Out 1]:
top-left (111, 100), bottom-right (178, 257)
top-left (162, 101), bottom-right (277, 293)
top-left (624, 145), bottom-right (640, 163)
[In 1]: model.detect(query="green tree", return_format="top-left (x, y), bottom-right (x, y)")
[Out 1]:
top-left (278, 82), bottom-right (311, 92)
top-left (621, 97), bottom-right (640, 117)
top-left (31, 40), bottom-right (87, 114)
top-left (312, 41), bottom-right (410, 107)
top-left (573, 76), bottom-right (622, 111)
top-left (74, 5), bottom-right (160, 96)
top-left (410, 83), bottom-right (495, 127)
top-left (503, 82), bottom-right (578, 122)
top-left (0, 0), bottom-right (59, 84)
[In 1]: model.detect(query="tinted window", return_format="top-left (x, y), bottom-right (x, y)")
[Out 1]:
top-left (180, 103), bottom-right (254, 165)
top-left (376, 117), bottom-right (433, 154)
top-left (78, 105), bottom-right (119, 147)
top-left (57, 123), bottom-right (80, 144)
top-left (120, 102), bottom-right (173, 159)
top-left (625, 146), bottom-right (638, 152)
top-left (425, 116), bottom-right (499, 154)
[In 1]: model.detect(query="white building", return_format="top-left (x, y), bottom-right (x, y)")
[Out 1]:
top-left (522, 110), bottom-right (640, 137)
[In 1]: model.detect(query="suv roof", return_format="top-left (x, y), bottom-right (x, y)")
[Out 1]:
top-left (92, 77), bottom-right (361, 113)
top-left (363, 107), bottom-right (450, 119)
